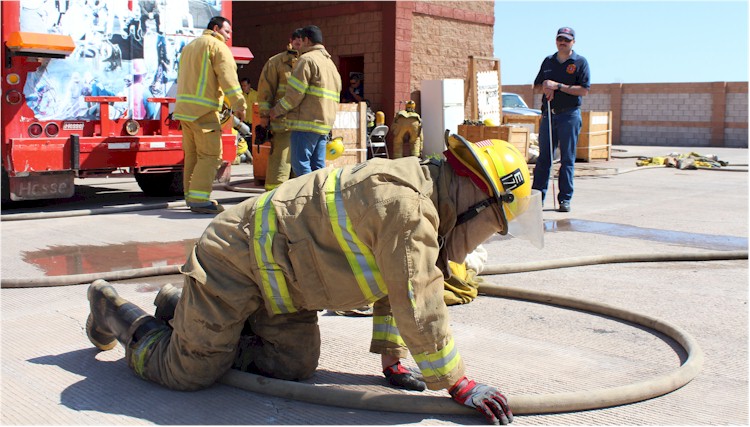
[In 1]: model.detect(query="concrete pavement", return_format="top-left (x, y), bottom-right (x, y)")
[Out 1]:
top-left (1, 145), bottom-right (747, 425)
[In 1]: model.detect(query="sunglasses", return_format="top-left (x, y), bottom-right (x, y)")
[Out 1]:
top-left (557, 37), bottom-right (572, 42)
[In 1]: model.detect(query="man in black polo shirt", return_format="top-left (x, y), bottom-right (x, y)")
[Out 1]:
top-left (532, 26), bottom-right (590, 212)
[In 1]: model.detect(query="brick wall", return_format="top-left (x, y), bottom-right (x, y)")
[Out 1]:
top-left (232, 1), bottom-right (495, 143)
top-left (504, 82), bottom-right (748, 148)
top-left (411, 1), bottom-right (494, 116)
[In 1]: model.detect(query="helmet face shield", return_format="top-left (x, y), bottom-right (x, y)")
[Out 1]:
top-left (506, 189), bottom-right (544, 249)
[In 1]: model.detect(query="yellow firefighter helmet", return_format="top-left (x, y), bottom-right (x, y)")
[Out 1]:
top-left (326, 136), bottom-right (344, 160)
top-left (405, 100), bottom-right (416, 111)
top-left (444, 134), bottom-right (543, 248)
top-left (375, 111), bottom-right (385, 126)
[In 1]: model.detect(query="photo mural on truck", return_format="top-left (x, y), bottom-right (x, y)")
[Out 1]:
top-left (19, 0), bottom-right (221, 122)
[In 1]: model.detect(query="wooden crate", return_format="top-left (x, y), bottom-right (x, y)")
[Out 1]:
top-left (502, 114), bottom-right (541, 134)
top-left (328, 102), bottom-right (367, 167)
top-left (457, 124), bottom-right (530, 161)
top-left (577, 111), bottom-right (612, 162)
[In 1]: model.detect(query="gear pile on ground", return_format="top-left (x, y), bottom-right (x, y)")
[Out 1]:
top-left (635, 152), bottom-right (730, 169)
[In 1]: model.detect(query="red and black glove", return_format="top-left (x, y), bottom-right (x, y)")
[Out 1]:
top-left (383, 362), bottom-right (426, 391)
top-left (449, 376), bottom-right (513, 425)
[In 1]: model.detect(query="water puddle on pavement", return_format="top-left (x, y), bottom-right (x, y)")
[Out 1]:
top-left (542, 219), bottom-right (748, 251)
top-left (21, 220), bottom-right (747, 278)
top-left (22, 238), bottom-right (197, 277)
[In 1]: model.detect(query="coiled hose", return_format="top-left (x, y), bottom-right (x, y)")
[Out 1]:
top-left (3, 250), bottom-right (747, 416)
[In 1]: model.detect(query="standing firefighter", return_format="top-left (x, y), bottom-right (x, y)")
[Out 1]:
top-left (269, 25), bottom-right (342, 177)
top-left (173, 16), bottom-right (246, 214)
top-left (256, 29), bottom-right (303, 190)
top-left (391, 100), bottom-right (423, 158)
top-left (85, 135), bottom-right (543, 425)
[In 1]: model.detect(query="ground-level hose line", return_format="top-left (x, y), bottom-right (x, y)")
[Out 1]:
top-left (481, 250), bottom-right (748, 275)
top-left (3, 251), bottom-right (742, 414)
top-left (3, 250), bottom-right (745, 289)
top-left (219, 282), bottom-right (704, 415)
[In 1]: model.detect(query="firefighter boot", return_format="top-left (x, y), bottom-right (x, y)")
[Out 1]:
top-left (153, 283), bottom-right (183, 324)
top-left (86, 279), bottom-right (159, 351)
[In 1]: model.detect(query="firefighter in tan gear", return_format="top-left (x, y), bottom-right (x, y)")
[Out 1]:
top-left (173, 16), bottom-right (246, 214)
top-left (391, 100), bottom-right (423, 159)
top-left (85, 134), bottom-right (543, 425)
top-left (270, 25), bottom-right (342, 177)
top-left (256, 29), bottom-right (303, 190)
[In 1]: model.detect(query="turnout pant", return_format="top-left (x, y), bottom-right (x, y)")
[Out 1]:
top-left (129, 200), bottom-right (321, 391)
top-left (391, 118), bottom-right (422, 158)
top-left (265, 130), bottom-right (292, 190)
top-left (181, 111), bottom-right (223, 204)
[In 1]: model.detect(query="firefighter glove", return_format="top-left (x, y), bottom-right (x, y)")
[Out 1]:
top-left (254, 125), bottom-right (273, 143)
top-left (449, 376), bottom-right (513, 425)
top-left (383, 362), bottom-right (426, 391)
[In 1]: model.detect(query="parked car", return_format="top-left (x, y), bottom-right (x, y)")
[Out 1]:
top-left (502, 92), bottom-right (541, 116)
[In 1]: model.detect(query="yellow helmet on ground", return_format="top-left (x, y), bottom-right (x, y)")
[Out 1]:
top-left (375, 111), bottom-right (385, 126)
top-left (444, 134), bottom-right (543, 248)
top-left (326, 136), bottom-right (344, 160)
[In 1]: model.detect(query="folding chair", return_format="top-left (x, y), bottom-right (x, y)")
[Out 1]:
top-left (368, 125), bottom-right (389, 159)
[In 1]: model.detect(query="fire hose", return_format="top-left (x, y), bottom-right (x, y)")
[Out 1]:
top-left (2, 250), bottom-right (746, 416)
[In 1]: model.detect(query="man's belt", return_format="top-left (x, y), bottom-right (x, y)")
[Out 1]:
top-left (543, 105), bottom-right (578, 114)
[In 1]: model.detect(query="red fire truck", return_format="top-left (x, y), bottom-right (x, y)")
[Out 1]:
top-left (1, 0), bottom-right (251, 202)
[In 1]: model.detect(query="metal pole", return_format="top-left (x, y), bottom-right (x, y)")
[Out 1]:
top-left (546, 99), bottom-right (557, 211)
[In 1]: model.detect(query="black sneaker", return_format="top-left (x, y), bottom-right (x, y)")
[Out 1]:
top-left (558, 201), bottom-right (571, 212)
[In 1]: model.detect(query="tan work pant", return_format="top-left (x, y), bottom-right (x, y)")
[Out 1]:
top-left (265, 131), bottom-right (292, 191)
top-left (181, 111), bottom-right (223, 204)
top-left (391, 118), bottom-right (422, 159)
top-left (129, 198), bottom-right (321, 391)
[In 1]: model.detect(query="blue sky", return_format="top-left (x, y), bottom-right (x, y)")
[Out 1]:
top-left (493, 0), bottom-right (749, 85)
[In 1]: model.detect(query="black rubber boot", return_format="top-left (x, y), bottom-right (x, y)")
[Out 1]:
top-left (153, 283), bottom-right (182, 324)
top-left (86, 279), bottom-right (156, 351)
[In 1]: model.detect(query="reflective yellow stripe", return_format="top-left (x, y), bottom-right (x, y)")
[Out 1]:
top-left (224, 85), bottom-right (242, 97)
top-left (131, 328), bottom-right (168, 378)
top-left (372, 315), bottom-right (406, 346)
top-left (175, 94), bottom-right (222, 109)
top-left (413, 338), bottom-right (462, 379)
top-left (187, 190), bottom-right (210, 202)
top-left (306, 84), bottom-right (340, 101)
top-left (253, 190), bottom-right (296, 314)
top-left (407, 280), bottom-right (416, 309)
top-left (287, 75), bottom-right (338, 101)
top-left (288, 119), bottom-right (332, 134)
top-left (324, 169), bottom-right (387, 301)
top-left (197, 49), bottom-right (210, 97)
top-left (287, 75), bottom-right (308, 93)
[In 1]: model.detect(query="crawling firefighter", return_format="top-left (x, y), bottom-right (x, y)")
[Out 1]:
top-left (391, 100), bottom-right (423, 158)
top-left (85, 134), bottom-right (543, 425)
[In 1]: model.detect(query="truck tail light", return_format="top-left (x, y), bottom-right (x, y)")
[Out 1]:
top-left (45, 122), bottom-right (60, 136)
top-left (6, 90), bottom-right (22, 104)
top-left (6, 73), bottom-right (21, 85)
top-left (28, 123), bottom-right (43, 137)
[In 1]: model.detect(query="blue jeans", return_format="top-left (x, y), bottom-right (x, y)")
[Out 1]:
top-left (290, 131), bottom-right (327, 177)
top-left (532, 108), bottom-right (582, 203)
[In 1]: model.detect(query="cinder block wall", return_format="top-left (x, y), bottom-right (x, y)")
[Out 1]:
top-left (504, 82), bottom-right (748, 148)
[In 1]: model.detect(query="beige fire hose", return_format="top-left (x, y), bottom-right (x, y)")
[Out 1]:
top-left (220, 281), bottom-right (705, 415)
top-left (3, 251), bottom-right (745, 417)
top-left (3, 250), bottom-right (745, 289)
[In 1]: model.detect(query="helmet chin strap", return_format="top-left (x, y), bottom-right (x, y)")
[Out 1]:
top-left (454, 193), bottom-right (513, 235)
